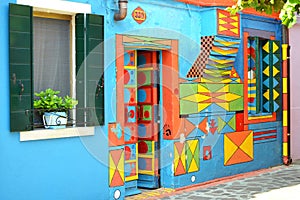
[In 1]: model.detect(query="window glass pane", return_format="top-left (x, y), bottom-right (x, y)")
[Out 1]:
top-left (33, 17), bottom-right (70, 97)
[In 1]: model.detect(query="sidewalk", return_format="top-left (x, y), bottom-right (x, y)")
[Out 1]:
top-left (127, 160), bottom-right (300, 199)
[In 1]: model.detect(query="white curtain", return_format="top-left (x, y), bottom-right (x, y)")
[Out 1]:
top-left (33, 17), bottom-right (70, 97)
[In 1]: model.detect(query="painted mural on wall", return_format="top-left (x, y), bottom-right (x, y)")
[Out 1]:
top-left (3, 0), bottom-right (284, 199)
top-left (109, 7), bottom-right (283, 199)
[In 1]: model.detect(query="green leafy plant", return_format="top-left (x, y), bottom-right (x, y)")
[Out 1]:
top-left (228, 0), bottom-right (300, 28)
top-left (33, 88), bottom-right (78, 113)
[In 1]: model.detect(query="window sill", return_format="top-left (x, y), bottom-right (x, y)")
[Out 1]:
top-left (20, 127), bottom-right (95, 142)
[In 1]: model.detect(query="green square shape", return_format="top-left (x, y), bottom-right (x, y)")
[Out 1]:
top-left (229, 97), bottom-right (243, 111)
top-left (142, 105), bottom-right (152, 121)
top-left (179, 83), bottom-right (198, 98)
top-left (229, 84), bottom-right (243, 96)
top-left (180, 100), bottom-right (198, 115)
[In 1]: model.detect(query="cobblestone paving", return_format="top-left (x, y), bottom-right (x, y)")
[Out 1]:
top-left (160, 161), bottom-right (300, 200)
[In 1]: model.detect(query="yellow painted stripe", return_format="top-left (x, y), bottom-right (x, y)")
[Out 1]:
top-left (124, 65), bottom-right (137, 69)
top-left (283, 143), bottom-right (288, 156)
top-left (282, 44), bottom-right (288, 61)
top-left (249, 115), bottom-right (273, 120)
top-left (248, 93), bottom-right (256, 96)
top-left (283, 110), bottom-right (288, 127)
top-left (283, 78), bottom-right (288, 94)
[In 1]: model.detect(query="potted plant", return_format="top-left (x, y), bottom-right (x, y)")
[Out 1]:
top-left (33, 88), bottom-right (78, 129)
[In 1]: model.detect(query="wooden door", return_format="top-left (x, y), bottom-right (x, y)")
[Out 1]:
top-left (137, 50), bottom-right (160, 188)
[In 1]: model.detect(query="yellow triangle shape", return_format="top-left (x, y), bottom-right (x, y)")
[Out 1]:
top-left (240, 131), bottom-right (253, 159)
top-left (187, 140), bottom-right (198, 153)
top-left (263, 89), bottom-right (270, 100)
top-left (219, 19), bottom-right (227, 25)
top-left (198, 84), bottom-right (209, 92)
top-left (174, 144), bottom-right (179, 160)
top-left (231, 28), bottom-right (239, 34)
top-left (231, 16), bottom-right (238, 21)
top-left (217, 102), bottom-right (229, 110)
top-left (200, 77), bottom-right (213, 83)
top-left (109, 154), bottom-right (116, 184)
top-left (183, 94), bottom-right (211, 103)
top-left (117, 151), bottom-right (125, 182)
top-left (219, 12), bottom-right (227, 19)
top-left (273, 89), bottom-right (279, 100)
top-left (198, 103), bottom-right (211, 112)
top-left (263, 66), bottom-right (270, 76)
top-left (224, 135), bottom-right (239, 164)
top-left (188, 159), bottom-right (199, 173)
top-left (181, 145), bottom-right (186, 169)
top-left (219, 93), bottom-right (241, 102)
top-left (216, 84), bottom-right (229, 93)
top-left (273, 42), bottom-right (279, 53)
top-left (231, 22), bottom-right (239, 28)
top-left (219, 25), bottom-right (228, 32)
top-left (263, 42), bottom-right (270, 53)
top-left (273, 67), bottom-right (279, 76)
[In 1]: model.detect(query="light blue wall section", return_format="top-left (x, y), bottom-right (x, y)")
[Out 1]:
top-left (200, 9), bottom-right (217, 36)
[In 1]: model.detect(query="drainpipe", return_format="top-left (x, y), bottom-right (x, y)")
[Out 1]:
top-left (114, 0), bottom-right (128, 21)
top-left (282, 25), bottom-right (292, 165)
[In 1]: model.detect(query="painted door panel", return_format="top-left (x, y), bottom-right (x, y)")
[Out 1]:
top-left (137, 51), bottom-right (160, 188)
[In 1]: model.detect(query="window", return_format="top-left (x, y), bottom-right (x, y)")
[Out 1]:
top-left (247, 37), bottom-right (281, 116)
top-left (33, 15), bottom-right (71, 98)
top-left (9, 3), bottom-right (104, 132)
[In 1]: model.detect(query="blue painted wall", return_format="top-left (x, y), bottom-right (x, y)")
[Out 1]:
top-left (0, 0), bottom-right (284, 199)
top-left (0, 1), bottom-right (109, 199)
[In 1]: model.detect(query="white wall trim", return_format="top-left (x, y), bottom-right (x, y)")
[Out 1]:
top-left (20, 127), bottom-right (95, 141)
top-left (17, 0), bottom-right (91, 14)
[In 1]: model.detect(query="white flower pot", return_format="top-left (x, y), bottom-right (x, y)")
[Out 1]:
top-left (42, 112), bottom-right (67, 129)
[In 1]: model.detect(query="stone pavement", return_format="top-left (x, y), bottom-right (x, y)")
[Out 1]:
top-left (126, 160), bottom-right (300, 200)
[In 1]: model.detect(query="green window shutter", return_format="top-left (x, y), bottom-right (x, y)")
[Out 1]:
top-left (75, 14), bottom-right (104, 126)
top-left (9, 3), bottom-right (33, 131)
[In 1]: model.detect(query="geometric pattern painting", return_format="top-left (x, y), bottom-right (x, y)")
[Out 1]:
top-left (109, 123), bottom-right (124, 146)
top-left (183, 113), bottom-right (236, 138)
top-left (202, 35), bottom-right (241, 84)
top-left (224, 130), bottom-right (253, 166)
top-left (248, 37), bottom-right (258, 114)
top-left (247, 37), bottom-right (281, 115)
top-left (122, 35), bottom-right (172, 50)
top-left (187, 36), bottom-right (215, 78)
top-left (217, 114), bottom-right (236, 134)
top-left (138, 140), bottom-right (158, 176)
top-left (180, 83), bottom-right (243, 115)
top-left (174, 142), bottom-right (186, 176)
top-left (186, 35), bottom-right (241, 84)
top-left (125, 144), bottom-right (138, 181)
top-left (217, 9), bottom-right (240, 38)
top-left (174, 140), bottom-right (200, 176)
top-left (261, 40), bottom-right (281, 113)
top-left (124, 50), bottom-right (138, 144)
top-left (109, 149), bottom-right (125, 187)
top-left (186, 139), bottom-right (200, 173)
top-left (253, 129), bottom-right (277, 144)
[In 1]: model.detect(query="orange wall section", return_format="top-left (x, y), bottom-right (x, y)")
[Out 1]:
top-left (177, 0), bottom-right (279, 19)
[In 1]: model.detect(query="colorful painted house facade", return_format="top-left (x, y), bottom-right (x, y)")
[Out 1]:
top-left (0, 0), bottom-right (288, 199)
